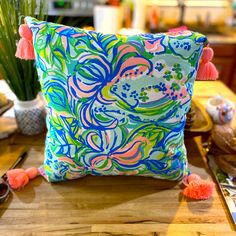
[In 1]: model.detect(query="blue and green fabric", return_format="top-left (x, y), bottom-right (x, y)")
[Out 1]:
top-left (25, 17), bottom-right (208, 182)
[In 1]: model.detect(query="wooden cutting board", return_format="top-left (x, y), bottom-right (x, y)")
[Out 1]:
top-left (0, 145), bottom-right (26, 177)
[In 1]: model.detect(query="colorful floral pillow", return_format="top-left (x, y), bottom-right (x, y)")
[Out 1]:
top-left (25, 17), bottom-right (208, 182)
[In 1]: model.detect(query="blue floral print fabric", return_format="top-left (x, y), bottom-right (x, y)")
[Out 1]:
top-left (25, 17), bottom-right (207, 182)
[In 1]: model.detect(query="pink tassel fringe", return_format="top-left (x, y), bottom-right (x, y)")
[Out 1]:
top-left (15, 24), bottom-right (35, 60)
top-left (182, 174), bottom-right (214, 200)
top-left (6, 167), bottom-right (39, 189)
top-left (196, 47), bottom-right (218, 81)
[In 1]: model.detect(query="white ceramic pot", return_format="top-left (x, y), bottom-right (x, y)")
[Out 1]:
top-left (94, 5), bottom-right (123, 34)
top-left (14, 96), bottom-right (45, 135)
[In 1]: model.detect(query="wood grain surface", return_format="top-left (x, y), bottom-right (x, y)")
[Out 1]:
top-left (0, 81), bottom-right (235, 235)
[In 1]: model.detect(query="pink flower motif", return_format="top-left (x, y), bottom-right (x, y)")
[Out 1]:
top-left (89, 136), bottom-right (148, 172)
top-left (144, 38), bottom-right (165, 54)
top-left (67, 42), bottom-right (153, 130)
top-left (108, 44), bottom-right (153, 86)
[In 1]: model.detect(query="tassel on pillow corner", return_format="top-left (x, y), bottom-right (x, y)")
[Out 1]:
top-left (7, 167), bottom-right (39, 189)
top-left (182, 173), bottom-right (215, 200)
top-left (15, 24), bottom-right (35, 60)
top-left (196, 46), bottom-right (219, 81)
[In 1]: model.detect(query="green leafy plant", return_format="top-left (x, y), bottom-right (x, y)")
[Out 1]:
top-left (0, 0), bottom-right (47, 101)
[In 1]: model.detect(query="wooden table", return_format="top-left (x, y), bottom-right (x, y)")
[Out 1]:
top-left (0, 81), bottom-right (236, 235)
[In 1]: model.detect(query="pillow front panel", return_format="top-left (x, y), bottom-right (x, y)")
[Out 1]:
top-left (26, 17), bottom-right (207, 182)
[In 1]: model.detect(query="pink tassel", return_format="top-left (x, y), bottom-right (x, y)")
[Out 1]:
top-left (182, 174), bottom-right (214, 200)
top-left (6, 167), bottom-right (39, 189)
top-left (196, 47), bottom-right (218, 81)
top-left (15, 24), bottom-right (35, 60)
top-left (25, 167), bottom-right (39, 179)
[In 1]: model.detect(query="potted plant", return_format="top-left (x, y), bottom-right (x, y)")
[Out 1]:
top-left (0, 0), bottom-right (47, 135)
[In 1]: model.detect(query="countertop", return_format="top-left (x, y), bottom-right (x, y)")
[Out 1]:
top-left (197, 26), bottom-right (236, 44)
top-left (207, 33), bottom-right (236, 44)
top-left (0, 81), bottom-right (236, 235)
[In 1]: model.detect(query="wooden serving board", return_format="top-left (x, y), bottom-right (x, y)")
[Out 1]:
top-left (0, 145), bottom-right (26, 177)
